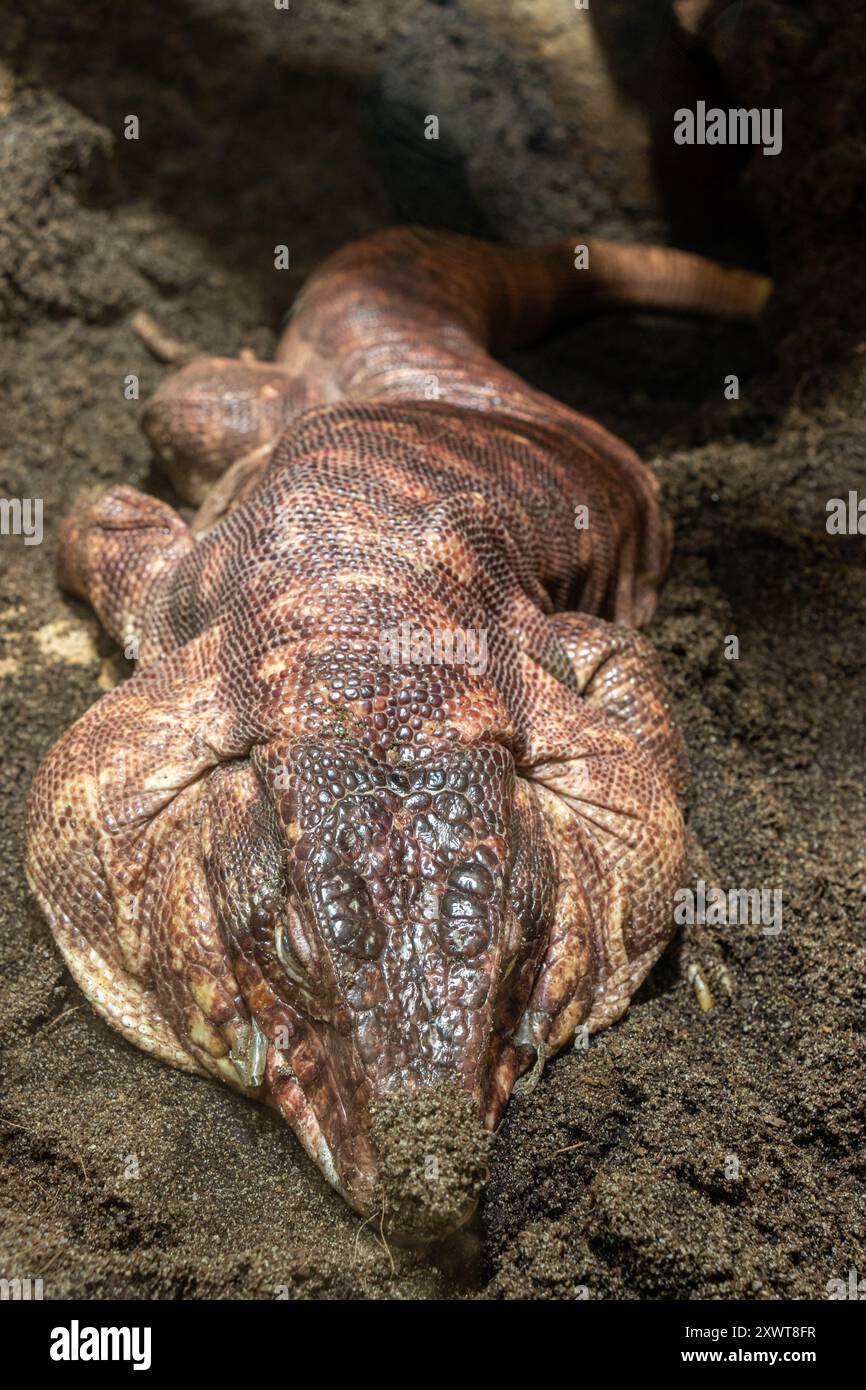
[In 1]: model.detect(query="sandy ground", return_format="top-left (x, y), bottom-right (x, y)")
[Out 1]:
top-left (1, 0), bottom-right (864, 1299)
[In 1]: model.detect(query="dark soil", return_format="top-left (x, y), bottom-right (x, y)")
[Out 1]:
top-left (1, 0), bottom-right (863, 1299)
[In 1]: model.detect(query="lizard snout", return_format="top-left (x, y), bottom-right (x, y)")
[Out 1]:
top-left (336, 1081), bottom-right (491, 1242)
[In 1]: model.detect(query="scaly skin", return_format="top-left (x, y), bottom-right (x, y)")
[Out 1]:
top-left (26, 228), bottom-right (769, 1237)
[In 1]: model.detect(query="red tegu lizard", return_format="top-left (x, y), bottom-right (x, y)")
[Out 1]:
top-left (25, 228), bottom-right (769, 1237)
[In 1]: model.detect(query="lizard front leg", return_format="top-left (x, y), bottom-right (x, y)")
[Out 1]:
top-left (504, 666), bottom-right (687, 1090)
top-left (25, 628), bottom-right (251, 1072)
top-left (544, 614), bottom-right (728, 1013)
top-left (58, 484), bottom-right (193, 663)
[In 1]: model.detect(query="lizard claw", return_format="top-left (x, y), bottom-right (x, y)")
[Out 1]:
top-left (679, 833), bottom-right (736, 1012)
top-left (687, 962), bottom-right (714, 1012)
top-left (513, 1043), bottom-right (550, 1096)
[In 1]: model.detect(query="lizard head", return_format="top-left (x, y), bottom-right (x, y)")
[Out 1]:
top-left (229, 737), bottom-right (558, 1239)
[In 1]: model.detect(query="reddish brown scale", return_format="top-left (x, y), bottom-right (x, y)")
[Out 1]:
top-left (26, 227), bottom-right (769, 1237)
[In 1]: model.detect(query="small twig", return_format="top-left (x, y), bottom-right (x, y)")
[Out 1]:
top-left (353, 1207), bottom-right (379, 1264)
top-left (131, 310), bottom-right (200, 365)
top-left (43, 1005), bottom-right (83, 1034)
top-left (552, 1142), bottom-right (583, 1157)
top-left (376, 1194), bottom-right (395, 1278)
top-left (353, 1193), bottom-right (395, 1277)
top-left (40, 1245), bottom-right (67, 1277)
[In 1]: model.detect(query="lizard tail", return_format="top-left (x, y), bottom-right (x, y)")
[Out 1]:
top-left (140, 225), bottom-right (769, 510)
top-left (539, 237), bottom-right (772, 330)
top-left (276, 226), bottom-right (770, 400)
